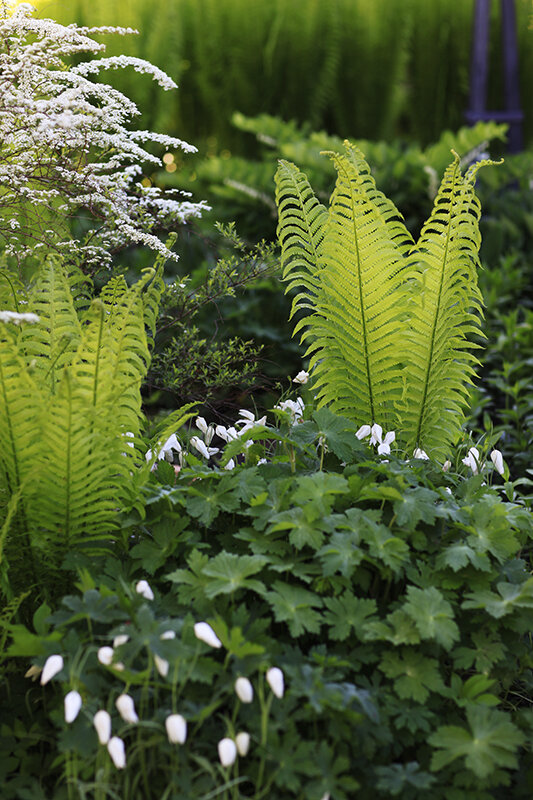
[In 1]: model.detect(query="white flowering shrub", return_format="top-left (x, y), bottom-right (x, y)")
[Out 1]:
top-left (0, 2), bottom-right (207, 270)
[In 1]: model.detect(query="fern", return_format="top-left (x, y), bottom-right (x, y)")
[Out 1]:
top-left (0, 255), bottom-right (166, 599)
top-left (275, 144), bottom-right (492, 457)
top-left (400, 156), bottom-right (487, 459)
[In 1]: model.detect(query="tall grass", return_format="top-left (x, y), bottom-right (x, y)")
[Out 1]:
top-left (44, 0), bottom-right (533, 149)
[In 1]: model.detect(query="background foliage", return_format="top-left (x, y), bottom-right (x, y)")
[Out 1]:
top-left (44, 0), bottom-right (533, 151)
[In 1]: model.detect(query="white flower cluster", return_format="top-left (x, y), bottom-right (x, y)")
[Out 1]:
top-left (356, 423), bottom-right (395, 456)
top-left (0, 4), bottom-right (208, 267)
top-left (34, 599), bottom-right (286, 773)
top-left (0, 310), bottom-right (40, 324)
top-left (146, 410), bottom-right (268, 472)
top-left (274, 397), bottom-right (305, 426)
top-left (462, 446), bottom-right (506, 476)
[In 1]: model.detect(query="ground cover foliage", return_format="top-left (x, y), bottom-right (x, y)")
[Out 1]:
top-left (1, 4), bottom-right (533, 800)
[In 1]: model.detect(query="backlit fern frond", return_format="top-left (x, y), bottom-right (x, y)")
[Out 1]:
top-left (277, 144), bottom-right (411, 428)
top-left (30, 369), bottom-right (122, 557)
top-left (275, 159), bottom-right (328, 322)
top-left (400, 155), bottom-right (487, 459)
top-left (21, 258), bottom-right (82, 391)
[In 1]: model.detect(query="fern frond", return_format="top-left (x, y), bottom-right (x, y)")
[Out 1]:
top-left (297, 144), bottom-right (409, 427)
top-left (29, 369), bottom-right (121, 554)
top-left (275, 159), bottom-right (328, 322)
top-left (0, 328), bottom-right (39, 498)
top-left (22, 259), bottom-right (82, 392)
top-left (400, 155), bottom-right (485, 459)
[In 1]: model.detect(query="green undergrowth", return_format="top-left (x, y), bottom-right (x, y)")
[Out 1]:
top-left (2, 409), bottom-right (533, 799)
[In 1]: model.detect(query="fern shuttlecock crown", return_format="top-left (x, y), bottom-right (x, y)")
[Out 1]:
top-left (275, 142), bottom-right (494, 460)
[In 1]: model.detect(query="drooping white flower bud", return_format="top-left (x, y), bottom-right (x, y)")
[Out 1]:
top-left (194, 621), bottom-right (222, 649)
top-left (218, 737), bottom-right (237, 767)
top-left (93, 710), bottom-right (112, 744)
top-left (64, 690), bottom-right (82, 723)
top-left (235, 731), bottom-right (250, 756)
top-left (97, 646), bottom-right (114, 666)
top-left (490, 449), bottom-right (505, 476)
top-left (40, 654), bottom-right (63, 685)
top-left (115, 694), bottom-right (139, 724)
top-left (190, 436), bottom-right (219, 459)
top-left (238, 409), bottom-right (256, 422)
top-left (462, 446), bottom-right (480, 474)
top-left (154, 654), bottom-right (169, 677)
top-left (234, 677), bottom-right (254, 703)
top-left (443, 460), bottom-right (452, 472)
top-left (413, 448), bottom-right (429, 460)
top-left (196, 416), bottom-right (209, 434)
top-left (135, 580), bottom-right (154, 600)
top-left (266, 667), bottom-right (284, 699)
top-left (355, 424), bottom-right (371, 440)
top-left (165, 714), bottom-right (187, 744)
top-left (107, 736), bottom-right (126, 769)
top-left (113, 634), bottom-right (129, 648)
top-left (293, 370), bottom-right (309, 385)
top-left (160, 630), bottom-right (176, 640)
top-left (369, 424), bottom-right (383, 446)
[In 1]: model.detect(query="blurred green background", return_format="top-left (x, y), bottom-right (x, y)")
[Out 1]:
top-left (41, 0), bottom-right (533, 153)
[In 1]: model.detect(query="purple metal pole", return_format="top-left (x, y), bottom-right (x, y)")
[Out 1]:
top-left (465, 0), bottom-right (523, 152)
top-left (501, 0), bottom-right (523, 152)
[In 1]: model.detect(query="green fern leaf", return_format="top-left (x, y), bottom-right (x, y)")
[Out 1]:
top-left (30, 369), bottom-right (121, 552)
top-left (275, 159), bottom-right (328, 322)
top-left (22, 259), bottom-right (82, 391)
top-left (400, 155), bottom-right (486, 458)
top-left (301, 144), bottom-right (410, 426)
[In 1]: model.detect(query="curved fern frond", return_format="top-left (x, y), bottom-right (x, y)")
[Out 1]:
top-left (275, 159), bottom-right (328, 322)
top-left (22, 258), bottom-right (82, 392)
top-left (29, 369), bottom-right (121, 555)
top-left (0, 328), bottom-right (39, 499)
top-left (294, 144), bottom-right (409, 427)
top-left (400, 155), bottom-right (486, 459)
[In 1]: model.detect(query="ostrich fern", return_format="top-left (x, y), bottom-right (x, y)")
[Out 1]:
top-left (275, 142), bottom-right (494, 460)
top-left (0, 258), bottom-right (165, 599)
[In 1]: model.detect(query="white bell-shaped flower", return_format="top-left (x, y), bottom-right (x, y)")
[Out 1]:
top-left (113, 634), bottom-right (129, 648)
top-left (115, 694), bottom-right (139, 724)
top-left (40, 654), bottom-right (63, 685)
top-left (235, 731), bottom-right (250, 756)
top-left (413, 448), bottom-right (430, 460)
top-left (160, 630), bottom-right (176, 640)
top-left (266, 667), bottom-right (284, 699)
top-left (355, 424), bottom-right (371, 440)
top-left (64, 690), bottom-right (82, 723)
top-left (97, 646), bottom-right (114, 666)
top-left (93, 710), bottom-right (112, 744)
top-left (293, 370), bottom-right (309, 385)
top-left (369, 423), bottom-right (383, 446)
top-left (462, 446), bottom-right (480, 474)
top-left (154, 654), bottom-right (169, 678)
top-left (194, 621), bottom-right (222, 649)
top-left (218, 737), bottom-right (237, 767)
top-left (234, 676), bottom-right (254, 703)
top-left (107, 736), bottom-right (126, 769)
top-left (165, 714), bottom-right (187, 744)
top-left (135, 579), bottom-right (154, 600)
top-left (490, 449), bottom-right (505, 476)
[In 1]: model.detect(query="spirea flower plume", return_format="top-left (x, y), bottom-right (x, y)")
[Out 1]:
top-left (0, 3), bottom-right (207, 269)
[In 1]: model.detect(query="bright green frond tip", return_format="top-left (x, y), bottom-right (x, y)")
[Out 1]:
top-left (275, 144), bottom-right (497, 459)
